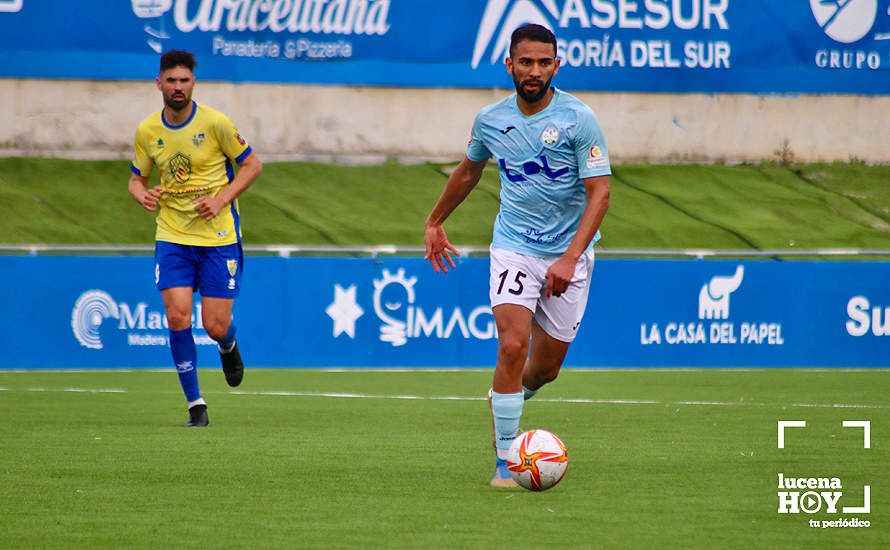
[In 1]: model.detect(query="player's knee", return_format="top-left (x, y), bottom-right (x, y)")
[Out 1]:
top-left (203, 319), bottom-right (229, 341)
top-left (165, 309), bottom-right (192, 331)
top-left (498, 338), bottom-right (527, 366)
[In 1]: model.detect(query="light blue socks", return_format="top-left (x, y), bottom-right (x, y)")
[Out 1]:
top-left (490, 390), bottom-right (524, 458)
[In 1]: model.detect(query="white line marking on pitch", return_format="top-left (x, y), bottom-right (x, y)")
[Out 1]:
top-left (25, 387), bottom-right (127, 393)
top-left (5, 387), bottom-right (889, 409)
top-left (228, 390), bottom-right (890, 409)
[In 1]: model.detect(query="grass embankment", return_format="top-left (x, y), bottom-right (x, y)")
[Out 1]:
top-left (0, 157), bottom-right (887, 249)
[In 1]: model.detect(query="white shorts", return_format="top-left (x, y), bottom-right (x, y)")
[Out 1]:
top-left (488, 246), bottom-right (595, 342)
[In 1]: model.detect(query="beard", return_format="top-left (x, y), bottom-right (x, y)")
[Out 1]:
top-left (513, 74), bottom-right (553, 103)
top-left (164, 91), bottom-right (191, 111)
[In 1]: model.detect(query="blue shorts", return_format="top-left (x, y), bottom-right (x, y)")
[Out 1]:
top-left (155, 241), bottom-right (243, 298)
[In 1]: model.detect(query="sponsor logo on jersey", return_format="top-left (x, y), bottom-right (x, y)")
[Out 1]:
top-left (586, 145), bottom-right (607, 169)
top-left (498, 156), bottom-right (569, 182)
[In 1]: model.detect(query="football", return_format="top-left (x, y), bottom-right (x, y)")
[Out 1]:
top-left (506, 429), bottom-right (569, 491)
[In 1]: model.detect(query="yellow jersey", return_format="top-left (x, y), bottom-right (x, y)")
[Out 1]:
top-left (131, 101), bottom-right (252, 246)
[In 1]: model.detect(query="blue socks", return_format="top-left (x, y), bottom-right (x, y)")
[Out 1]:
top-left (217, 323), bottom-right (236, 352)
top-left (169, 328), bottom-right (200, 402)
top-left (490, 390), bottom-right (524, 458)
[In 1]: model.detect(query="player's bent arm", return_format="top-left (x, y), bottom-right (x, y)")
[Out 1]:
top-left (425, 156), bottom-right (488, 227)
top-left (128, 173), bottom-right (161, 212)
top-left (545, 175), bottom-right (610, 296)
top-left (424, 156), bottom-right (487, 272)
top-left (128, 173), bottom-right (149, 201)
top-left (216, 152), bottom-right (263, 206)
top-left (563, 175), bottom-right (610, 261)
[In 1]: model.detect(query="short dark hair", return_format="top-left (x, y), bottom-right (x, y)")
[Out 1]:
top-left (509, 24), bottom-right (557, 57)
top-left (160, 50), bottom-right (196, 73)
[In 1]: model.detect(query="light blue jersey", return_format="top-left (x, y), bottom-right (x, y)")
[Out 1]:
top-left (467, 88), bottom-right (611, 258)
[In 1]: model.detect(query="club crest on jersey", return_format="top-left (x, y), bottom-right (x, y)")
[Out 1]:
top-left (169, 152), bottom-right (192, 184)
top-left (191, 132), bottom-right (205, 147)
top-left (541, 126), bottom-right (559, 146)
top-left (227, 259), bottom-right (238, 277)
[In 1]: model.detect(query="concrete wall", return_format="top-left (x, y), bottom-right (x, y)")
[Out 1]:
top-left (2, 79), bottom-right (887, 163)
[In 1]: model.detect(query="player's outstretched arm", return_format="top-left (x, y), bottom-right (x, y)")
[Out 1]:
top-left (545, 175), bottom-right (610, 297)
top-left (424, 156), bottom-right (488, 273)
top-left (195, 152), bottom-right (263, 221)
top-left (128, 173), bottom-right (162, 212)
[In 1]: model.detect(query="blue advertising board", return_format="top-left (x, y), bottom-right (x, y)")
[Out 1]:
top-left (1, 255), bottom-right (887, 369)
top-left (0, 1), bottom-right (888, 93)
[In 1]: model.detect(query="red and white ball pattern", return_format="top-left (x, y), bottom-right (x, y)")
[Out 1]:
top-left (506, 429), bottom-right (569, 491)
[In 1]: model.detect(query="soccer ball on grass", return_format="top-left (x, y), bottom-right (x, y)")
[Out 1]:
top-left (506, 429), bottom-right (569, 491)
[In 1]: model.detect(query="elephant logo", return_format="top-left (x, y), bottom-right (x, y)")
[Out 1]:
top-left (698, 266), bottom-right (744, 320)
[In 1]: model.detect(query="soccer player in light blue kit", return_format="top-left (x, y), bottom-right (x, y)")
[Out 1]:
top-left (424, 24), bottom-right (611, 487)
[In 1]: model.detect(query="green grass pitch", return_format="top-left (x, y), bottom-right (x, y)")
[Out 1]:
top-left (0, 368), bottom-right (887, 548)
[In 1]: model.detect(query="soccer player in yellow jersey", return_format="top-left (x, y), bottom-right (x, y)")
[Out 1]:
top-left (128, 50), bottom-right (263, 427)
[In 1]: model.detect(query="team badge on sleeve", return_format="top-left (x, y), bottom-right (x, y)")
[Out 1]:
top-left (586, 145), bottom-right (608, 169)
top-left (235, 130), bottom-right (246, 146)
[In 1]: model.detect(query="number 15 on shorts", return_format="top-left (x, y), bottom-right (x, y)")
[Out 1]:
top-left (496, 269), bottom-right (528, 296)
